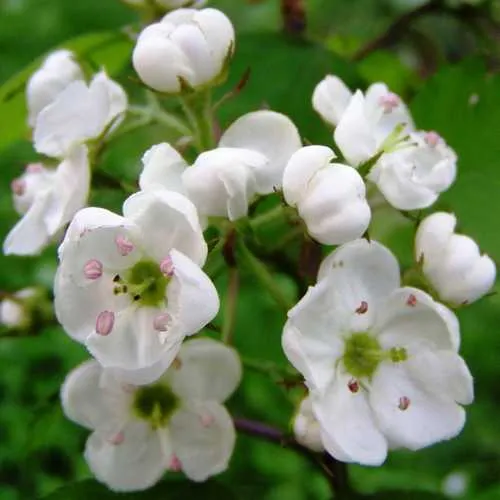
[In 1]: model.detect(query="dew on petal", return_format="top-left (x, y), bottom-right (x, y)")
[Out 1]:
top-left (424, 131), bottom-right (440, 147)
top-left (406, 294), bottom-right (417, 307)
top-left (26, 163), bottom-right (44, 174)
top-left (348, 378), bottom-right (360, 393)
top-left (355, 301), bottom-right (368, 314)
top-left (398, 396), bottom-right (411, 411)
top-left (96, 310), bottom-right (115, 336)
top-left (11, 178), bottom-right (26, 196)
top-left (153, 313), bottom-right (171, 332)
top-left (83, 259), bottom-right (103, 280)
top-left (160, 256), bottom-right (175, 277)
top-left (108, 431), bottom-right (124, 445)
top-left (200, 412), bottom-right (215, 428)
top-left (168, 454), bottom-right (182, 472)
top-left (115, 235), bottom-right (134, 256)
top-left (379, 92), bottom-right (400, 113)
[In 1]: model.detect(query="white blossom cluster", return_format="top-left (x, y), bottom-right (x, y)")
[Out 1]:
top-left (1, 1), bottom-right (497, 493)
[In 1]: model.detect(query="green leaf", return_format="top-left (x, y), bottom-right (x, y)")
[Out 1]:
top-left (0, 31), bottom-right (132, 154)
top-left (43, 478), bottom-right (236, 499)
top-left (367, 492), bottom-right (448, 500)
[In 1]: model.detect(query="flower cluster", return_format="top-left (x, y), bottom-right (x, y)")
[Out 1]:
top-left (1, 1), bottom-right (496, 494)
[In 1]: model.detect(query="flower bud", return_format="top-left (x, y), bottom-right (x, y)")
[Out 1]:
top-left (283, 146), bottom-right (371, 245)
top-left (415, 212), bottom-right (496, 305)
top-left (123, 0), bottom-right (205, 8)
top-left (132, 8), bottom-right (235, 93)
top-left (312, 75), bottom-right (352, 126)
top-left (26, 50), bottom-right (83, 127)
top-left (293, 396), bottom-right (324, 452)
top-left (0, 288), bottom-right (36, 328)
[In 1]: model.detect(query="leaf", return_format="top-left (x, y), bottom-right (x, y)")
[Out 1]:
top-left (367, 492), bottom-right (449, 500)
top-left (0, 31), bottom-right (132, 154)
top-left (43, 478), bottom-right (236, 500)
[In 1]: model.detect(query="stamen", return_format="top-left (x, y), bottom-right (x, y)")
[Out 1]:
top-left (153, 313), bottom-right (171, 332)
top-left (355, 301), bottom-right (368, 314)
top-left (160, 256), bottom-right (175, 277)
top-left (398, 396), bottom-right (411, 411)
top-left (108, 431), bottom-right (124, 445)
top-left (424, 131), bottom-right (440, 147)
top-left (115, 235), bottom-right (134, 256)
top-left (406, 294), bottom-right (417, 307)
top-left (348, 378), bottom-right (360, 393)
top-left (168, 454), bottom-right (182, 472)
top-left (11, 178), bottom-right (26, 196)
top-left (83, 259), bottom-right (103, 280)
top-left (379, 92), bottom-right (400, 113)
top-left (26, 163), bottom-right (44, 174)
top-left (96, 310), bottom-right (115, 336)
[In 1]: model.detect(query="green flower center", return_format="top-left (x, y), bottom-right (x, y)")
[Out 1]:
top-left (114, 260), bottom-right (170, 307)
top-left (133, 383), bottom-right (179, 429)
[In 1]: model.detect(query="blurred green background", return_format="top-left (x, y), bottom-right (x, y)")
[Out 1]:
top-left (1, 0), bottom-right (500, 499)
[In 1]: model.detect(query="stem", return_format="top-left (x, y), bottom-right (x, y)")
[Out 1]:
top-left (179, 89), bottom-right (215, 152)
top-left (234, 418), bottom-right (350, 497)
top-left (221, 267), bottom-right (239, 344)
top-left (128, 105), bottom-right (192, 137)
top-left (250, 204), bottom-right (287, 230)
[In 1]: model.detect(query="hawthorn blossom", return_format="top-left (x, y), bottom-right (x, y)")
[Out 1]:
top-left (283, 239), bottom-right (473, 465)
top-left (282, 145), bottom-right (370, 244)
top-left (3, 147), bottom-right (90, 256)
top-left (415, 212), bottom-right (496, 305)
top-left (61, 338), bottom-right (241, 491)
top-left (368, 131), bottom-right (457, 210)
top-left (54, 189), bottom-right (218, 384)
top-left (132, 8), bottom-right (234, 93)
top-left (34, 71), bottom-right (127, 158)
top-left (26, 49), bottom-right (83, 127)
top-left (139, 111), bottom-right (301, 220)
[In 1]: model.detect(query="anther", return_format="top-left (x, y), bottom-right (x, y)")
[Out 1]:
top-left (108, 431), bottom-right (124, 445)
top-left (113, 274), bottom-right (121, 283)
top-left (406, 294), bottom-right (417, 307)
top-left (96, 310), bottom-right (115, 336)
top-left (379, 92), bottom-right (400, 113)
top-left (11, 178), bottom-right (26, 196)
top-left (356, 301), bottom-right (368, 314)
top-left (160, 256), bottom-right (175, 277)
top-left (26, 163), bottom-right (44, 174)
top-left (348, 378), bottom-right (360, 393)
top-left (115, 235), bottom-right (134, 256)
top-left (133, 294), bottom-right (141, 301)
top-left (153, 313), bottom-right (171, 332)
top-left (424, 131), bottom-right (440, 147)
top-left (398, 396), bottom-right (410, 411)
top-left (168, 454), bottom-right (182, 472)
top-left (83, 259), bottom-right (103, 280)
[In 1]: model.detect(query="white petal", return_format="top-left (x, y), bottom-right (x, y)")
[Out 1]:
top-left (415, 212), bottom-right (456, 263)
top-left (219, 111), bottom-right (301, 191)
top-left (170, 401), bottom-right (235, 481)
top-left (167, 249), bottom-right (219, 336)
top-left (90, 71), bottom-right (128, 128)
top-left (376, 287), bottom-right (460, 353)
top-left (313, 372), bottom-right (388, 465)
top-left (61, 359), bottom-right (129, 434)
top-left (167, 338), bottom-right (241, 403)
top-left (282, 145), bottom-right (335, 206)
top-left (85, 420), bottom-right (167, 492)
top-left (370, 362), bottom-right (466, 450)
top-left (139, 143), bottom-right (189, 195)
top-left (293, 395), bottom-right (324, 452)
top-left (312, 75), bottom-right (352, 126)
top-left (123, 190), bottom-right (207, 266)
top-left (334, 91), bottom-right (377, 166)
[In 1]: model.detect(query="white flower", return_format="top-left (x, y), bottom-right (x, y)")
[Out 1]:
top-left (283, 239), bottom-right (473, 466)
top-left (312, 75), bottom-right (352, 127)
top-left (368, 131), bottom-right (457, 210)
top-left (54, 190), bottom-right (218, 384)
top-left (3, 147), bottom-right (90, 256)
top-left (282, 145), bottom-right (370, 244)
top-left (415, 212), bottom-right (496, 305)
top-left (34, 71), bottom-right (127, 158)
top-left (139, 111), bottom-right (301, 220)
top-left (124, 0), bottom-right (204, 7)
top-left (132, 8), bottom-right (234, 93)
top-left (0, 288), bottom-right (36, 328)
top-left (27, 50), bottom-right (83, 127)
top-left (333, 83), bottom-right (414, 166)
top-left (293, 395), bottom-right (324, 452)
top-left (61, 338), bottom-right (241, 491)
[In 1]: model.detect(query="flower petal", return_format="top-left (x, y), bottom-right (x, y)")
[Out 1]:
top-left (167, 338), bottom-right (241, 403)
top-left (170, 401), bottom-right (235, 481)
top-left (312, 75), bottom-right (352, 126)
top-left (85, 420), bottom-right (167, 492)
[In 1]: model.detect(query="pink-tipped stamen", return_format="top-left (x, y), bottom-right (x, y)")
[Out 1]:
top-left (160, 256), bottom-right (175, 277)
top-left (379, 92), bottom-right (400, 113)
top-left (26, 163), bottom-right (44, 174)
top-left (11, 178), bottom-right (26, 196)
top-left (83, 259), bottom-right (103, 280)
top-left (96, 310), bottom-right (115, 336)
top-left (168, 454), bottom-right (182, 472)
top-left (115, 235), bottom-right (134, 256)
top-left (153, 313), bottom-right (171, 332)
top-left (406, 294), bottom-right (417, 307)
top-left (398, 396), bottom-right (411, 411)
top-left (355, 301), bottom-right (368, 314)
top-left (348, 379), bottom-right (360, 393)
top-left (424, 131), bottom-right (441, 147)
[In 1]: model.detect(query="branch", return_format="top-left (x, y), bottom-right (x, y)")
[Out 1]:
top-left (235, 418), bottom-right (350, 497)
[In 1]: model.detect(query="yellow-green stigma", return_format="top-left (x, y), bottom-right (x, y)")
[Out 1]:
top-left (133, 383), bottom-right (179, 429)
top-left (343, 332), bottom-right (383, 379)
